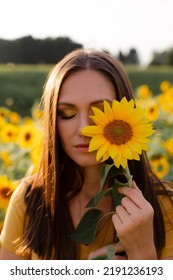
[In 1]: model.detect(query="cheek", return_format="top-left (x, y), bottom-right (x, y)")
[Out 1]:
top-left (57, 122), bottom-right (73, 145)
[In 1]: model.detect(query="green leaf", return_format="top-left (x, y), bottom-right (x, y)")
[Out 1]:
top-left (86, 187), bottom-right (112, 208)
top-left (100, 163), bottom-right (114, 189)
top-left (100, 164), bottom-right (124, 189)
top-left (107, 244), bottom-right (116, 260)
top-left (72, 209), bottom-right (102, 244)
top-left (112, 172), bottom-right (132, 208)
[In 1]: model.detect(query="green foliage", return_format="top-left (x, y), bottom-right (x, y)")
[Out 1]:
top-left (149, 48), bottom-right (173, 66)
top-left (0, 64), bottom-right (51, 116)
top-left (72, 164), bottom-right (132, 247)
top-left (0, 36), bottom-right (83, 64)
top-left (126, 65), bottom-right (173, 94)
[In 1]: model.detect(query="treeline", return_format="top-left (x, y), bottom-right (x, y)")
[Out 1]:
top-left (149, 49), bottom-right (173, 65)
top-left (0, 36), bottom-right (83, 64)
top-left (0, 35), bottom-right (173, 65)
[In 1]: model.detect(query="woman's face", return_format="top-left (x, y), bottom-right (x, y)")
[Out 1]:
top-left (57, 70), bottom-right (116, 168)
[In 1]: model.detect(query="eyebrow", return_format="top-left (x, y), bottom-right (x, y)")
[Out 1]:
top-left (58, 99), bottom-right (112, 107)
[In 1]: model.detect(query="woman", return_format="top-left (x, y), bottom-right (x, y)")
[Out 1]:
top-left (0, 49), bottom-right (173, 260)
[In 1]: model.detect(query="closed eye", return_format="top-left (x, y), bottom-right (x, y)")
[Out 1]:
top-left (60, 114), bottom-right (77, 120)
top-left (58, 110), bottom-right (77, 120)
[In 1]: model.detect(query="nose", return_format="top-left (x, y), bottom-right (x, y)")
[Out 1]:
top-left (78, 113), bottom-right (93, 136)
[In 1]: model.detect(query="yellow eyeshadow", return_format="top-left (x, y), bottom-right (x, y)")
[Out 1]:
top-left (58, 109), bottom-right (77, 118)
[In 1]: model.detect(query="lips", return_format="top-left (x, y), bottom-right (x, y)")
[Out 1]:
top-left (75, 143), bottom-right (89, 148)
top-left (74, 143), bottom-right (89, 152)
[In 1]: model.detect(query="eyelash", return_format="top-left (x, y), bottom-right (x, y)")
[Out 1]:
top-left (60, 115), bottom-right (76, 120)
top-left (58, 105), bottom-right (104, 120)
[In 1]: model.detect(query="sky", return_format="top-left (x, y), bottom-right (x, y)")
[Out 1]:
top-left (0, 0), bottom-right (173, 65)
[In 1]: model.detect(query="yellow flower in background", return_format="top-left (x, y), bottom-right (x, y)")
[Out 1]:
top-left (0, 175), bottom-right (18, 232)
top-left (9, 111), bottom-right (21, 125)
top-left (145, 103), bottom-right (159, 122)
top-left (0, 107), bottom-right (10, 118)
top-left (82, 97), bottom-right (155, 169)
top-left (159, 87), bottom-right (173, 114)
top-left (23, 117), bottom-right (34, 124)
top-left (32, 109), bottom-right (43, 120)
top-left (160, 80), bottom-right (171, 93)
top-left (137, 85), bottom-right (152, 99)
top-left (0, 151), bottom-right (12, 166)
top-left (0, 115), bottom-right (7, 130)
top-left (0, 175), bottom-right (18, 209)
top-left (0, 123), bottom-right (19, 143)
top-left (165, 139), bottom-right (173, 156)
top-left (151, 156), bottom-right (170, 178)
top-left (18, 123), bottom-right (42, 148)
top-left (30, 140), bottom-right (42, 173)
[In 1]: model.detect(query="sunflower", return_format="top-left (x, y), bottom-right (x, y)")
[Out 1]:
top-left (0, 123), bottom-right (19, 143)
top-left (18, 123), bottom-right (42, 149)
top-left (0, 175), bottom-right (17, 209)
top-left (151, 156), bottom-right (170, 178)
top-left (0, 151), bottom-right (12, 166)
top-left (81, 97), bottom-right (155, 169)
top-left (164, 139), bottom-right (173, 156)
top-left (8, 111), bottom-right (21, 125)
top-left (159, 88), bottom-right (173, 114)
top-left (160, 80), bottom-right (171, 93)
top-left (137, 85), bottom-right (152, 99)
top-left (0, 175), bottom-right (18, 232)
top-left (145, 103), bottom-right (159, 122)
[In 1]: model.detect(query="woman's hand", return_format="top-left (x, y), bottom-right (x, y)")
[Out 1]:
top-left (88, 242), bottom-right (127, 260)
top-left (112, 181), bottom-right (157, 260)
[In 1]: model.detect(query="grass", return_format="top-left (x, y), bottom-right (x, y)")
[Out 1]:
top-left (126, 65), bottom-right (173, 94)
top-left (0, 64), bottom-right (173, 116)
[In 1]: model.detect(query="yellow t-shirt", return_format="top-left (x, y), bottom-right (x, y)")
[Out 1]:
top-left (0, 181), bottom-right (173, 259)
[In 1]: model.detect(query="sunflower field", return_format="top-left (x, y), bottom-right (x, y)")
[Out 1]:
top-left (0, 104), bottom-right (43, 232)
top-left (0, 80), bottom-right (173, 232)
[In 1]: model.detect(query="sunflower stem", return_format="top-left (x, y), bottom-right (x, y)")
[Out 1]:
top-left (125, 164), bottom-right (133, 188)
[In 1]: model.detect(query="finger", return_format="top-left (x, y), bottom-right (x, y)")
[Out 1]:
top-left (120, 196), bottom-right (139, 215)
top-left (112, 212), bottom-right (124, 229)
top-left (88, 245), bottom-right (107, 259)
top-left (115, 204), bottom-right (130, 222)
top-left (118, 186), bottom-right (147, 209)
top-left (132, 180), bottom-right (142, 192)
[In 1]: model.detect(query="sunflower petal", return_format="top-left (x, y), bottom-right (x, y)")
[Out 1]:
top-left (120, 156), bottom-right (128, 169)
top-left (113, 146), bottom-right (122, 168)
top-left (89, 136), bottom-right (106, 152)
top-left (81, 126), bottom-right (103, 137)
top-left (91, 107), bottom-right (109, 124)
top-left (119, 144), bottom-right (133, 159)
top-left (108, 144), bottom-right (117, 159)
top-left (104, 100), bottom-right (114, 121)
top-left (127, 140), bottom-right (142, 154)
top-left (100, 151), bottom-right (110, 162)
top-left (131, 151), bottom-right (140, 161)
top-left (90, 115), bottom-right (107, 127)
top-left (96, 141), bottom-right (109, 162)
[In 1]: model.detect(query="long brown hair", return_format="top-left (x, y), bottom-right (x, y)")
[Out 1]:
top-left (23, 49), bottom-right (171, 259)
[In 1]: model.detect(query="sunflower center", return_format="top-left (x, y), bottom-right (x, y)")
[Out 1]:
top-left (0, 187), bottom-right (12, 198)
top-left (25, 133), bottom-right (31, 141)
top-left (103, 120), bottom-right (133, 145)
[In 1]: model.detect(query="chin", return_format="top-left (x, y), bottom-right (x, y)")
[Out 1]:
top-left (68, 153), bottom-right (100, 168)
top-left (75, 159), bottom-right (100, 168)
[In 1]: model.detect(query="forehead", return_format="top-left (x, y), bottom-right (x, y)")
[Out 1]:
top-left (58, 70), bottom-right (116, 103)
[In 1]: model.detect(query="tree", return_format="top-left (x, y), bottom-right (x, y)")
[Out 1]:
top-left (0, 36), bottom-right (83, 64)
